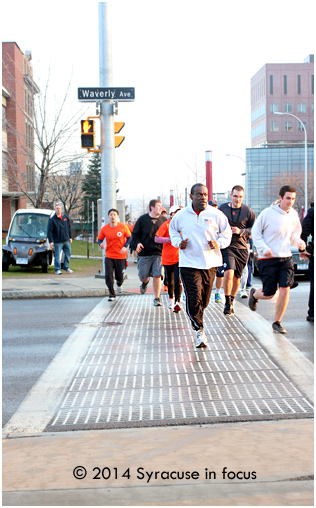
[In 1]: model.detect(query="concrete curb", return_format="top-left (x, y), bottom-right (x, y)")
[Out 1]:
top-left (1, 289), bottom-right (138, 299)
top-left (234, 300), bottom-right (314, 403)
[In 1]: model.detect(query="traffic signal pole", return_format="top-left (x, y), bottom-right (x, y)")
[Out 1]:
top-left (99, 2), bottom-right (116, 275)
top-left (99, 2), bottom-right (116, 227)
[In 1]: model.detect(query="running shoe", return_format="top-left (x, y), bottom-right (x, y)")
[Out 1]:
top-left (173, 301), bottom-right (181, 313)
top-left (108, 296), bottom-right (116, 302)
top-left (248, 288), bottom-right (258, 311)
top-left (140, 281), bottom-right (149, 294)
top-left (163, 285), bottom-right (168, 292)
top-left (215, 293), bottom-right (222, 303)
top-left (116, 284), bottom-right (122, 293)
top-left (272, 321), bottom-right (287, 334)
top-left (168, 298), bottom-right (174, 309)
top-left (196, 329), bottom-right (207, 348)
top-left (224, 303), bottom-right (234, 316)
top-left (240, 289), bottom-right (248, 298)
top-left (153, 298), bottom-right (162, 306)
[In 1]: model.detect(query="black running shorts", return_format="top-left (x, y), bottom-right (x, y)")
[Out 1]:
top-left (221, 247), bottom-right (249, 279)
top-left (258, 257), bottom-right (294, 296)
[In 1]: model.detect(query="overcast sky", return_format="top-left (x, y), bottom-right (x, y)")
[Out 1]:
top-left (2, 0), bottom-right (315, 210)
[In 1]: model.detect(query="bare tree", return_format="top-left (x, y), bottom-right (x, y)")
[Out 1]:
top-left (4, 59), bottom-right (87, 208)
top-left (265, 168), bottom-right (314, 214)
top-left (47, 164), bottom-right (85, 215)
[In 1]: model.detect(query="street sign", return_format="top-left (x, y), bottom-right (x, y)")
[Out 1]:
top-left (78, 87), bottom-right (135, 102)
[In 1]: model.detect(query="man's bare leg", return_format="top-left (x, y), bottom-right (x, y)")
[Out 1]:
top-left (223, 269), bottom-right (234, 296)
top-left (274, 286), bottom-right (290, 323)
top-left (153, 276), bottom-right (162, 299)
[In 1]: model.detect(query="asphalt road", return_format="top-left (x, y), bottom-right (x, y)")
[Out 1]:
top-left (2, 297), bottom-right (104, 427)
top-left (238, 275), bottom-right (313, 362)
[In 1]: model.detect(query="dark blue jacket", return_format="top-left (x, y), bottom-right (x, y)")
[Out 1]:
top-left (48, 213), bottom-right (72, 243)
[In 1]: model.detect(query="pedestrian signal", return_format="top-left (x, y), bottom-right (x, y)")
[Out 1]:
top-left (81, 120), bottom-right (95, 149)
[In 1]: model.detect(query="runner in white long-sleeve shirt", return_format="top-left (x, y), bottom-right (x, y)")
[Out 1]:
top-left (249, 185), bottom-right (306, 334)
top-left (169, 184), bottom-right (232, 348)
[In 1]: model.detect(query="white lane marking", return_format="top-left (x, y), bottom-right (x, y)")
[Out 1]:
top-left (3, 298), bottom-right (112, 436)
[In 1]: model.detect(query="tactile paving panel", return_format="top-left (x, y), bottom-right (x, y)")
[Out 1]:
top-left (47, 295), bottom-right (313, 431)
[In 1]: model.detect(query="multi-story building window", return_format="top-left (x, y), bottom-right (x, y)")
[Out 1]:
top-left (270, 103), bottom-right (278, 113)
top-left (298, 103), bottom-right (306, 113)
top-left (285, 121), bottom-right (292, 131)
top-left (2, 152), bottom-right (8, 176)
top-left (284, 75), bottom-right (287, 94)
top-left (312, 75), bottom-right (314, 94)
top-left (298, 75), bottom-right (301, 94)
top-left (284, 103), bottom-right (293, 113)
top-left (2, 104), bottom-right (6, 129)
top-left (270, 75), bottom-right (273, 94)
top-left (270, 122), bottom-right (279, 132)
top-left (298, 121), bottom-right (307, 132)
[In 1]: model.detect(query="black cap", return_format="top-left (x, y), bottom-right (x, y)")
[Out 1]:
top-left (208, 199), bottom-right (218, 207)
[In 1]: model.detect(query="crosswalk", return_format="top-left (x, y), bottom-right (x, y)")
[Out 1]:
top-left (3, 295), bottom-right (313, 436)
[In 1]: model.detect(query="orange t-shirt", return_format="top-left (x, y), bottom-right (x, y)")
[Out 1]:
top-left (98, 222), bottom-right (131, 259)
top-left (155, 219), bottom-right (179, 265)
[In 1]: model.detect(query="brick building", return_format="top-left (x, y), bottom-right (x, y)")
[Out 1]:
top-left (2, 42), bottom-right (39, 232)
top-left (246, 55), bottom-right (314, 216)
top-left (251, 55), bottom-right (314, 147)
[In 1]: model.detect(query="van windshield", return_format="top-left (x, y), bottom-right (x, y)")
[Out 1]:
top-left (10, 213), bottom-right (50, 238)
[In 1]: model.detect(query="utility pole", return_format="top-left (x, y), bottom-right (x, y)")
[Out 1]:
top-left (99, 2), bottom-right (116, 274)
top-left (99, 2), bottom-right (116, 228)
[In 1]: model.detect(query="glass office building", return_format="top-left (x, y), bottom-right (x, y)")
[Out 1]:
top-left (246, 145), bottom-right (314, 216)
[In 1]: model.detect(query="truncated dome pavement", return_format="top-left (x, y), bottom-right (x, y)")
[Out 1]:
top-left (46, 295), bottom-right (313, 432)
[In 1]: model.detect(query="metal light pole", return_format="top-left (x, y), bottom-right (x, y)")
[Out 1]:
top-left (99, 2), bottom-right (116, 275)
top-left (225, 154), bottom-right (248, 204)
top-left (99, 2), bottom-right (116, 221)
top-left (273, 111), bottom-right (308, 214)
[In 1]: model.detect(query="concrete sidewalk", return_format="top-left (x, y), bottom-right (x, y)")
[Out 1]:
top-left (2, 263), bottom-right (314, 505)
top-left (3, 419), bottom-right (313, 506)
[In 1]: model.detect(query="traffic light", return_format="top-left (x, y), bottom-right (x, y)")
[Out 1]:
top-left (114, 121), bottom-right (125, 148)
top-left (81, 119), bottom-right (95, 149)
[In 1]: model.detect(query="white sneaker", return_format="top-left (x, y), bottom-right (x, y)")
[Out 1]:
top-left (240, 289), bottom-right (248, 298)
top-left (64, 268), bottom-right (73, 273)
top-left (55, 270), bottom-right (62, 275)
top-left (116, 284), bottom-right (122, 293)
top-left (196, 329), bottom-right (207, 348)
top-left (168, 298), bottom-right (174, 309)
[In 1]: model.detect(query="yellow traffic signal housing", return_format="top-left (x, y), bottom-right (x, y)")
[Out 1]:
top-left (114, 121), bottom-right (125, 148)
top-left (115, 136), bottom-right (125, 148)
top-left (81, 119), bottom-right (95, 149)
top-left (114, 122), bottom-right (125, 134)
